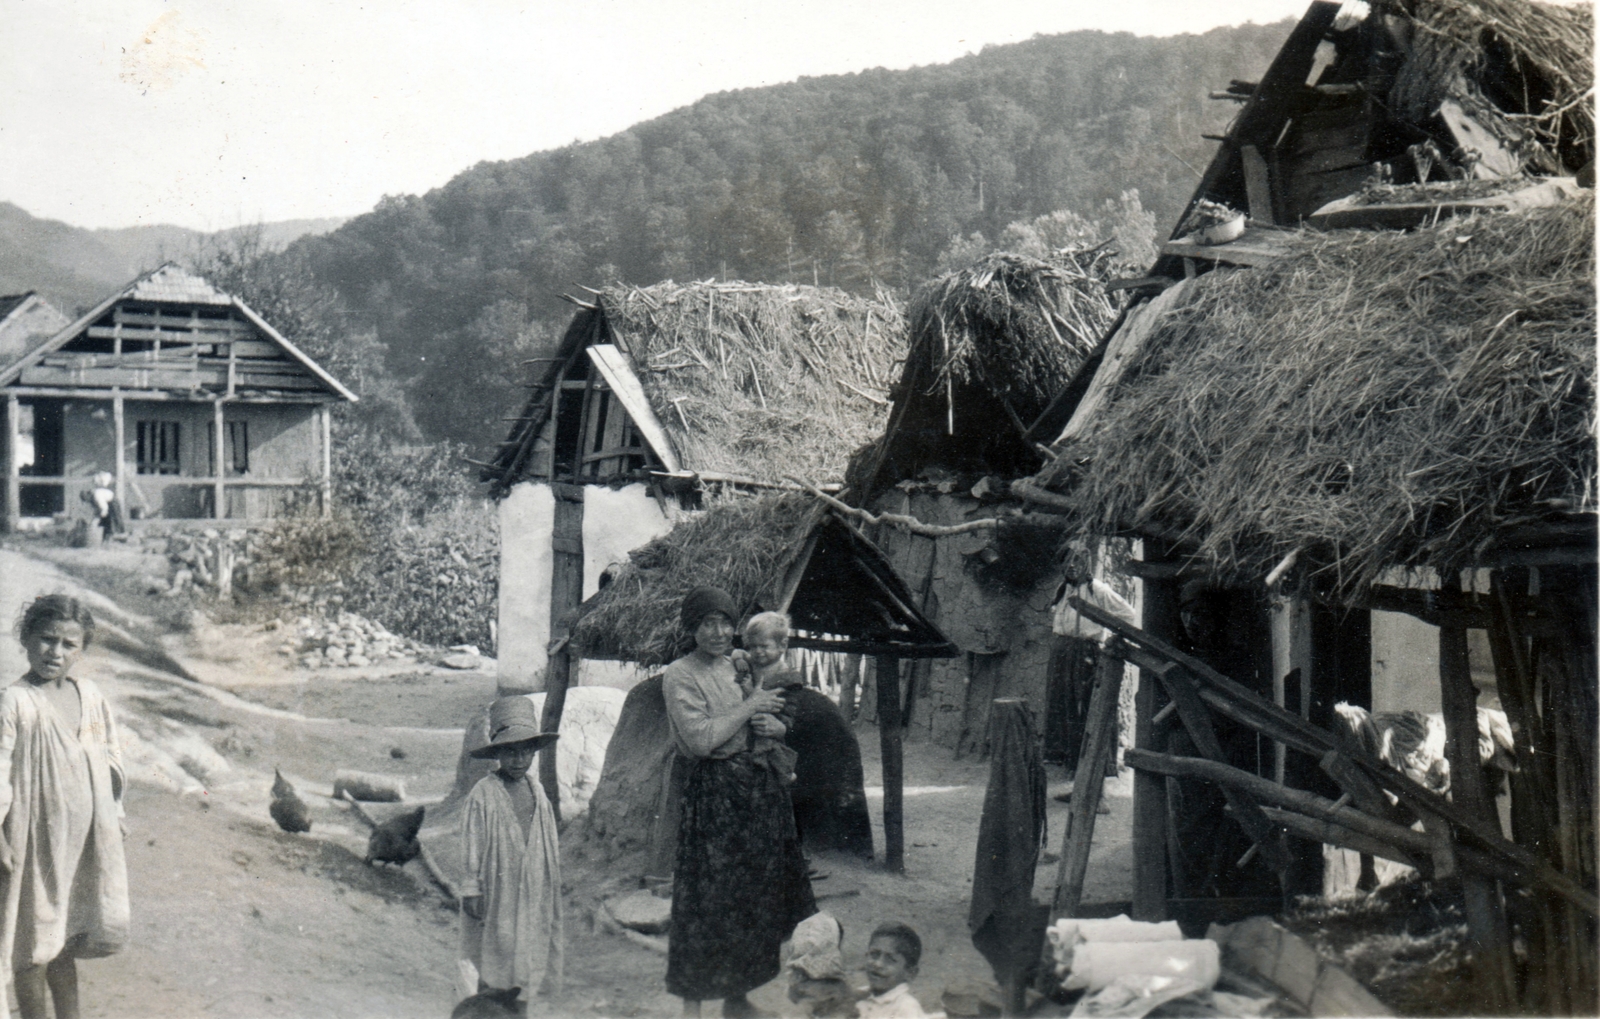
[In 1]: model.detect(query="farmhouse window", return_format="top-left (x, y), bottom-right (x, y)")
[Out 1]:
top-left (207, 420), bottom-right (250, 475)
top-left (135, 421), bottom-right (181, 475)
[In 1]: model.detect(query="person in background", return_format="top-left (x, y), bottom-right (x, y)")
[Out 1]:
top-left (664, 587), bottom-right (815, 1019)
top-left (0, 595), bottom-right (130, 1019)
top-left (459, 697), bottom-right (563, 1016)
top-left (1046, 558), bottom-right (1137, 779)
top-left (85, 473), bottom-right (123, 540)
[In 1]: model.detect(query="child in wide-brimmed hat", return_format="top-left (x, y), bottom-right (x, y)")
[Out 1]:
top-left (459, 697), bottom-right (563, 1015)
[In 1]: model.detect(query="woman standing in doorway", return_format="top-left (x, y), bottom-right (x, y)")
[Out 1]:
top-left (664, 587), bottom-right (815, 1018)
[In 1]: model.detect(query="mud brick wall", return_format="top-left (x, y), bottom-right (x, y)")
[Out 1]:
top-left (866, 489), bottom-right (1060, 754)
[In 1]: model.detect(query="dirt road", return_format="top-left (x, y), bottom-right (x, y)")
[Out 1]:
top-left (0, 539), bottom-right (1132, 1018)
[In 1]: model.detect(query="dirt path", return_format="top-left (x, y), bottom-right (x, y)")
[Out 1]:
top-left (1, 539), bottom-right (1134, 1018)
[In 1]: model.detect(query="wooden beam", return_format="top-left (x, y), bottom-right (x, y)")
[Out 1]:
top-left (538, 644), bottom-right (573, 824)
top-left (4, 394), bottom-right (19, 533)
top-left (113, 392), bottom-right (126, 511)
top-left (1053, 650), bottom-right (1125, 918)
top-left (319, 405), bottom-right (332, 517)
top-left (213, 400), bottom-right (226, 520)
top-left (1241, 145), bottom-right (1275, 225)
top-left (1440, 591), bottom-right (1517, 1010)
top-left (876, 655), bottom-right (905, 874)
top-left (1132, 558), bottom-right (1177, 921)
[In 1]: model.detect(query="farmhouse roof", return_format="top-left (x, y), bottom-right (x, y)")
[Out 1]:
top-left (1030, 192), bottom-right (1595, 597)
top-left (848, 249), bottom-right (1119, 502)
top-left (0, 264), bottom-right (357, 402)
top-left (482, 279), bottom-right (903, 497)
top-left (570, 492), bottom-right (957, 665)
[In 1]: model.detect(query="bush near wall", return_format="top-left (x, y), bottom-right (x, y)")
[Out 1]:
top-left (249, 430), bottom-right (500, 654)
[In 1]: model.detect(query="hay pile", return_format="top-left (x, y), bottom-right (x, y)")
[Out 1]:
top-left (1041, 193), bottom-right (1595, 597)
top-left (908, 249), bottom-right (1119, 414)
top-left (571, 493), bottom-right (817, 664)
top-left (600, 280), bottom-right (903, 485)
top-left (1385, 0), bottom-right (1593, 170)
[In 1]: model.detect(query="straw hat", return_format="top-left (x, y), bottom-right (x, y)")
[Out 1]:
top-left (468, 696), bottom-right (558, 758)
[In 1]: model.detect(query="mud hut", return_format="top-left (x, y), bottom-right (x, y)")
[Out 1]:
top-left (571, 493), bottom-right (955, 876)
top-left (844, 250), bottom-right (1122, 755)
top-left (1021, 1), bottom-right (1594, 1003)
top-left (479, 280), bottom-right (902, 691)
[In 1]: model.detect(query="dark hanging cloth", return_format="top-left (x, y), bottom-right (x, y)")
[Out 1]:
top-left (767, 671), bottom-right (874, 859)
top-left (969, 699), bottom-right (1051, 997)
top-left (1043, 637), bottom-right (1097, 768)
top-left (667, 753), bottom-right (817, 1001)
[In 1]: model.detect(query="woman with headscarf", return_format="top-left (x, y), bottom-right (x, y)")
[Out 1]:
top-left (664, 587), bottom-right (816, 1019)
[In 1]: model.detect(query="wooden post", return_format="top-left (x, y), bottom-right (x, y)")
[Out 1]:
top-left (1053, 649), bottom-right (1125, 918)
top-left (212, 399), bottom-right (226, 520)
top-left (1133, 565), bottom-right (1177, 921)
top-left (538, 641), bottom-right (572, 824)
top-left (4, 394), bottom-right (18, 534)
top-left (876, 654), bottom-right (904, 874)
top-left (319, 404), bottom-right (332, 517)
top-left (112, 392), bottom-right (126, 514)
top-left (1440, 584), bottom-right (1517, 1010)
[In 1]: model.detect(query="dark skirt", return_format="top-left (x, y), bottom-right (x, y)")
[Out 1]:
top-left (667, 753), bottom-right (816, 1001)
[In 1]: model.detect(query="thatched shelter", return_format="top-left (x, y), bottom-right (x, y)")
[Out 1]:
top-left (479, 280), bottom-right (903, 690)
top-left (571, 492), bottom-right (955, 876)
top-left (1017, 3), bottom-right (1596, 1007)
top-left (1040, 194), bottom-right (1595, 596)
top-left (851, 249), bottom-right (1118, 500)
top-left (842, 249), bottom-right (1124, 756)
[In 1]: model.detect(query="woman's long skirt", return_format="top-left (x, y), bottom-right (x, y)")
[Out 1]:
top-left (667, 753), bottom-right (816, 1001)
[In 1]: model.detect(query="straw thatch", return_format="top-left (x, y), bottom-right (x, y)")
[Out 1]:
top-left (571, 493), bottom-right (818, 665)
top-left (1039, 193), bottom-right (1595, 598)
top-left (603, 280), bottom-right (902, 484)
top-left (484, 280), bottom-right (903, 493)
top-left (1385, 0), bottom-right (1594, 170)
top-left (911, 249), bottom-right (1118, 412)
top-left (852, 249), bottom-right (1119, 496)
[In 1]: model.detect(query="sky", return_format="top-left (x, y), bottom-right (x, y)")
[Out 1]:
top-left (1, 0), bottom-right (1310, 232)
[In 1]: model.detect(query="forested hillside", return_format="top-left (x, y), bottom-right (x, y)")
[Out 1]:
top-left (290, 20), bottom-right (1294, 447)
top-left (0, 203), bottom-right (345, 314)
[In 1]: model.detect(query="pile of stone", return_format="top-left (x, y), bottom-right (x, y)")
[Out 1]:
top-left (278, 612), bottom-right (428, 669)
top-left (136, 526), bottom-right (263, 599)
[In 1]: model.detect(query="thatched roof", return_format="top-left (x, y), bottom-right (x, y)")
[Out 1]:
top-left (850, 250), bottom-right (1119, 500)
top-left (570, 492), bottom-right (955, 665)
top-left (484, 280), bottom-right (903, 494)
top-left (1035, 193), bottom-right (1596, 598)
top-left (1385, 0), bottom-right (1593, 172)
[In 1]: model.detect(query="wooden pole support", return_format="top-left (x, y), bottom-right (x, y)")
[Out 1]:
top-left (539, 645), bottom-right (572, 824)
top-left (1440, 597), bottom-right (1517, 1010)
top-left (112, 391), bottom-right (126, 513)
top-left (212, 399), bottom-right (226, 520)
top-left (4, 394), bottom-right (19, 533)
top-left (1053, 648), bottom-right (1125, 918)
top-left (876, 655), bottom-right (905, 874)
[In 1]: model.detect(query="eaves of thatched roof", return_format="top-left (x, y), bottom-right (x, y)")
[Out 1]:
top-left (849, 250), bottom-right (1119, 502)
top-left (1152, 0), bottom-right (1593, 282)
top-left (483, 280), bottom-right (903, 496)
top-left (1032, 192), bottom-right (1596, 598)
top-left (570, 492), bottom-right (956, 665)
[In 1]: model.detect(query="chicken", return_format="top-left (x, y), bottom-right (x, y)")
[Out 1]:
top-left (450, 986), bottom-right (520, 1019)
top-left (269, 767), bottom-right (312, 834)
top-left (365, 805), bottom-right (425, 867)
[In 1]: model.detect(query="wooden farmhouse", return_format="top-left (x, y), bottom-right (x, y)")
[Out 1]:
top-left (480, 279), bottom-right (902, 692)
top-left (1022, 0), bottom-right (1594, 1011)
top-left (845, 251), bottom-right (1122, 755)
top-left (1, 265), bottom-right (356, 532)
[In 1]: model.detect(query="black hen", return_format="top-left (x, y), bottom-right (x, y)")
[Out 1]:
top-left (366, 805), bottom-right (425, 866)
top-left (269, 768), bottom-right (312, 833)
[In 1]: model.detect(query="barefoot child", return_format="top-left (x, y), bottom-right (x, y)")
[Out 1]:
top-left (460, 697), bottom-right (563, 1014)
top-left (857, 924), bottom-right (928, 1019)
top-left (1, 595), bottom-right (130, 1019)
